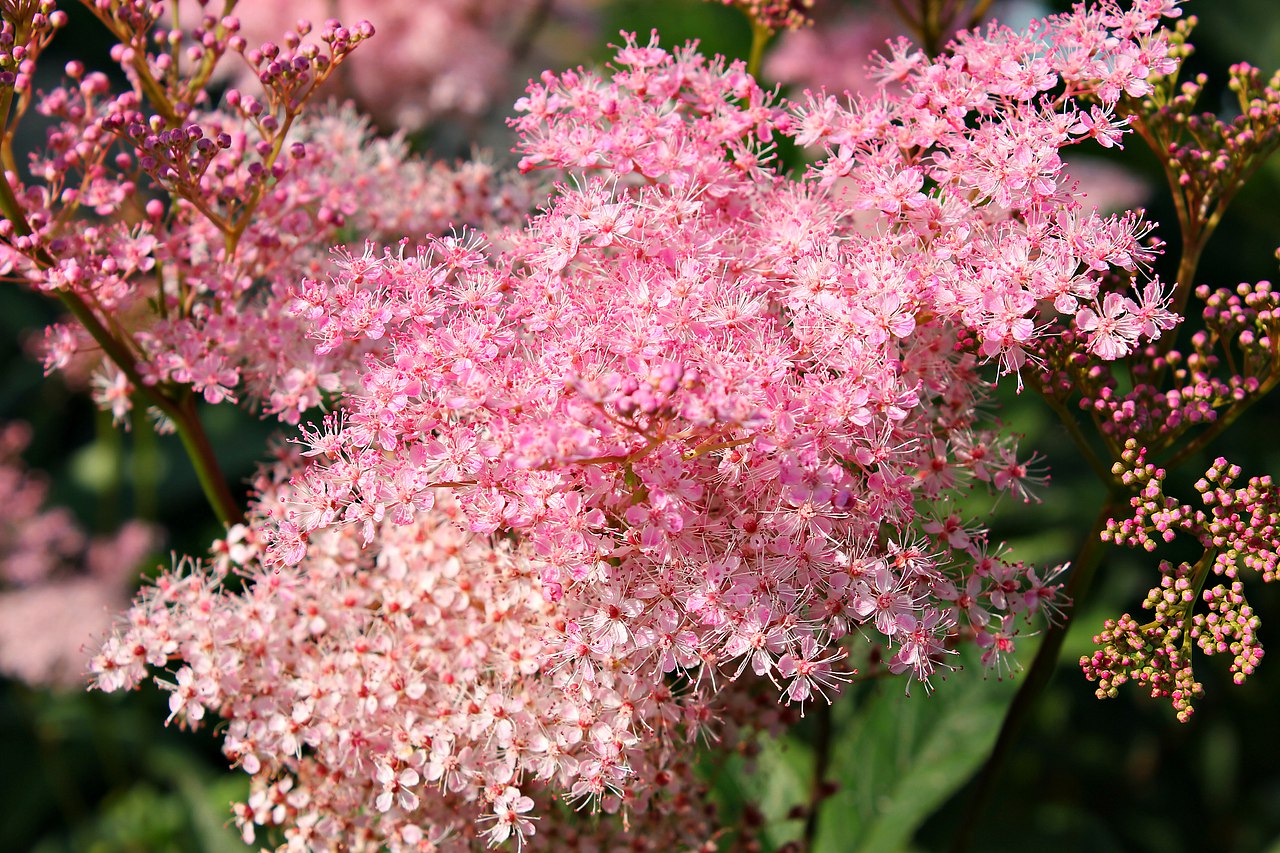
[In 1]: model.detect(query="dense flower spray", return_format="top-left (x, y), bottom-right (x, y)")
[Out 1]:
top-left (86, 0), bottom-right (1191, 846)
top-left (96, 461), bottom-right (738, 850)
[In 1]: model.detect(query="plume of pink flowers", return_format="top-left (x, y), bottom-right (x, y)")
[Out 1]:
top-left (89, 0), bottom-right (1188, 846)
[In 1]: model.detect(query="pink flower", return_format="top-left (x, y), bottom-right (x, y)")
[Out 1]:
top-left (776, 635), bottom-right (851, 710)
top-left (1070, 105), bottom-right (1130, 148)
top-left (375, 763), bottom-right (422, 813)
top-left (481, 787), bottom-right (537, 849)
top-left (1077, 292), bottom-right (1143, 360)
top-left (852, 563), bottom-right (919, 638)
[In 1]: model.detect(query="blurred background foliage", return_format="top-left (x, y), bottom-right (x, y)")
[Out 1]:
top-left (1, 0), bottom-right (1278, 851)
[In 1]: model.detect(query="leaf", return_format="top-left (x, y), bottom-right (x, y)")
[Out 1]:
top-left (151, 746), bottom-right (251, 853)
top-left (812, 655), bottom-right (1022, 853)
top-left (704, 730), bottom-right (815, 851)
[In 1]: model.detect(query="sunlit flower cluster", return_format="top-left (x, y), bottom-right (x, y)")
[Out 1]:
top-left (86, 0), bottom-right (1191, 844)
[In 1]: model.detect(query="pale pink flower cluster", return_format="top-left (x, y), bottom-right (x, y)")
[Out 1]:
top-left (95, 463), bottom-right (733, 851)
top-left (204, 0), bottom-right (599, 131)
top-left (0, 421), bottom-right (159, 687)
top-left (91, 0), bottom-right (1187, 846)
top-left (0, 421), bottom-right (84, 586)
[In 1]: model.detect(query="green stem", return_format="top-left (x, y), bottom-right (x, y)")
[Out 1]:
top-left (747, 21), bottom-right (771, 80)
top-left (1157, 238), bottom-right (1206, 357)
top-left (1032, 379), bottom-right (1125, 497)
top-left (1173, 239), bottom-right (1204, 322)
top-left (225, 110), bottom-right (296, 254)
top-left (62, 289), bottom-right (239, 525)
top-left (948, 499), bottom-right (1117, 853)
top-left (889, 0), bottom-right (920, 31)
top-left (170, 394), bottom-right (241, 527)
top-left (802, 698), bottom-right (833, 848)
top-left (967, 0), bottom-right (994, 28)
top-left (0, 170), bottom-right (240, 526)
top-left (180, 0), bottom-right (238, 102)
top-left (921, 0), bottom-right (944, 55)
top-left (0, 85), bottom-right (17, 174)
top-left (80, 1), bottom-right (182, 126)
top-left (1177, 549), bottom-right (1217, 658)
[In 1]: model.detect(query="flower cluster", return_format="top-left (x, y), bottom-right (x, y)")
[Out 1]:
top-left (1, 5), bottom-right (538, 432)
top-left (94, 461), bottom-right (739, 851)
top-left (0, 421), bottom-right (86, 587)
top-left (765, 0), bottom-right (1152, 217)
top-left (91, 1), bottom-right (1190, 844)
top-left (1082, 442), bottom-right (1278, 720)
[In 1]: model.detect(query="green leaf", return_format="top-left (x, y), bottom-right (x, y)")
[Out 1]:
top-left (705, 730), bottom-right (814, 851)
top-left (150, 746), bottom-right (250, 853)
top-left (813, 659), bottom-right (1021, 853)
